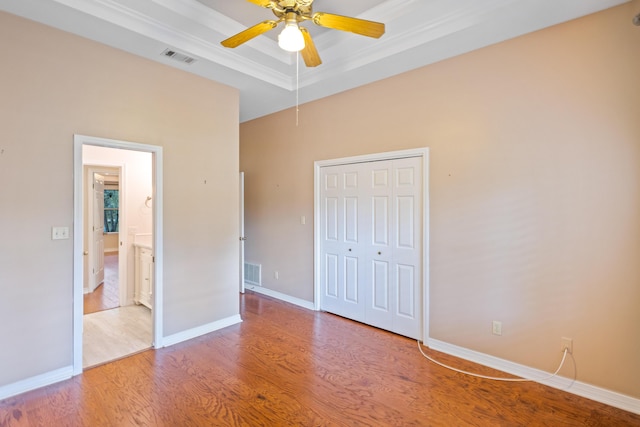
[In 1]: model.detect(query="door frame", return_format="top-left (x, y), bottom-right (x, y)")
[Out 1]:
top-left (85, 165), bottom-right (127, 305)
top-left (313, 147), bottom-right (430, 342)
top-left (73, 134), bottom-right (164, 375)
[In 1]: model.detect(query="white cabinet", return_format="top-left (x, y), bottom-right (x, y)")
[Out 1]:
top-left (134, 244), bottom-right (153, 309)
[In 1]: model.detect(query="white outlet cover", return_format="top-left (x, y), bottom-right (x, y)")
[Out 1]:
top-left (492, 320), bottom-right (502, 336)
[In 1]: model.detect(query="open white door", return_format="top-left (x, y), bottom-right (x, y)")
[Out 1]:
top-left (239, 172), bottom-right (246, 293)
top-left (88, 172), bottom-right (105, 292)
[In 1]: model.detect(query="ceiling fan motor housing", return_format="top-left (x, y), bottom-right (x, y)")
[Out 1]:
top-left (271, 0), bottom-right (313, 18)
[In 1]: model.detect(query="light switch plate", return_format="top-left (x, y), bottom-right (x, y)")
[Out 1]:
top-left (52, 226), bottom-right (70, 240)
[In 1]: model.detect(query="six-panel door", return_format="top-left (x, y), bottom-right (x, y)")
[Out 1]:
top-left (320, 157), bottom-right (422, 339)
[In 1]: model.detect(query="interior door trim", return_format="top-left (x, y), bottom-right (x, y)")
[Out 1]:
top-left (313, 147), bottom-right (430, 342)
top-left (73, 134), bottom-right (164, 375)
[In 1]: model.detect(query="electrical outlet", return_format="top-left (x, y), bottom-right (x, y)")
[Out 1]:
top-left (274, 271), bottom-right (279, 280)
top-left (561, 337), bottom-right (573, 354)
top-left (492, 320), bottom-right (502, 336)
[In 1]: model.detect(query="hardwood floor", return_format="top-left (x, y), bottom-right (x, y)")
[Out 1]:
top-left (1, 291), bottom-right (639, 426)
top-left (84, 253), bottom-right (119, 315)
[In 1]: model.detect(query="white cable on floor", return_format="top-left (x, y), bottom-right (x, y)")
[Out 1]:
top-left (417, 340), bottom-right (569, 382)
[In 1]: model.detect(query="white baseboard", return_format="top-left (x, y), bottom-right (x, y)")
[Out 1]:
top-left (162, 314), bottom-right (242, 348)
top-left (0, 366), bottom-right (73, 401)
top-left (426, 338), bottom-right (640, 415)
top-left (244, 285), bottom-right (315, 311)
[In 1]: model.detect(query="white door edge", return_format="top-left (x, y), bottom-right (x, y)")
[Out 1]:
top-left (313, 147), bottom-right (430, 343)
top-left (239, 171), bottom-right (245, 294)
top-left (73, 134), bottom-right (164, 375)
top-left (86, 168), bottom-right (101, 293)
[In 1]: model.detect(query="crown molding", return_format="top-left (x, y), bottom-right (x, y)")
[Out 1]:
top-left (2, 0), bottom-right (629, 121)
top-left (152, 0), bottom-right (287, 63)
top-left (50, 0), bottom-right (293, 88)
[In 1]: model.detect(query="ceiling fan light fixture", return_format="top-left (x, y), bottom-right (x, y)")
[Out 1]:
top-left (221, 1), bottom-right (385, 67)
top-left (278, 22), bottom-right (305, 52)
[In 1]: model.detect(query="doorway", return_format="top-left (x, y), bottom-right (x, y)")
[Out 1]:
top-left (84, 166), bottom-right (120, 311)
top-left (73, 135), bottom-right (164, 375)
top-left (314, 148), bottom-right (430, 342)
top-left (82, 161), bottom-right (151, 368)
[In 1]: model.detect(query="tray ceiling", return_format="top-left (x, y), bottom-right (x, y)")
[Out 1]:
top-left (0, 0), bottom-right (629, 122)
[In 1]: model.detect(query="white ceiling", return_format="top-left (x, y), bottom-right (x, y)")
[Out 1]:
top-left (0, 0), bottom-right (628, 122)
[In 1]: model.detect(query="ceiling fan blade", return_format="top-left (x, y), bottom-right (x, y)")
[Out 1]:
top-left (312, 12), bottom-right (385, 38)
top-left (299, 27), bottom-right (321, 67)
top-left (221, 20), bottom-right (279, 48)
top-left (246, 0), bottom-right (272, 7)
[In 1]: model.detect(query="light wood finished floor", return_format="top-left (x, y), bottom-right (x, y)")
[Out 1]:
top-left (84, 253), bottom-right (120, 315)
top-left (2, 292), bottom-right (639, 426)
top-left (83, 304), bottom-right (152, 369)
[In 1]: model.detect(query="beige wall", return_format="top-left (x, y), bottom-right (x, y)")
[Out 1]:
top-left (240, 2), bottom-right (640, 398)
top-left (0, 12), bottom-right (239, 387)
top-left (104, 233), bottom-right (119, 252)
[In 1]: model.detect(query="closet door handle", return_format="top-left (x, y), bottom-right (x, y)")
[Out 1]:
top-left (378, 251), bottom-right (382, 255)
top-left (348, 248), bottom-right (352, 252)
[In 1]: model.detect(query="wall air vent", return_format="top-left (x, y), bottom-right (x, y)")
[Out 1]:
top-left (244, 262), bottom-right (262, 286)
top-left (161, 48), bottom-right (196, 65)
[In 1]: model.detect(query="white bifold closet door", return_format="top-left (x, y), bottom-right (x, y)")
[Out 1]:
top-left (320, 156), bottom-right (422, 339)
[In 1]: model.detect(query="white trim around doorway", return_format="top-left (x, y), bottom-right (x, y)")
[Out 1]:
top-left (313, 147), bottom-right (430, 342)
top-left (73, 134), bottom-right (164, 375)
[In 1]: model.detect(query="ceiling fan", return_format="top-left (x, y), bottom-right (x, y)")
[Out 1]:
top-left (220, 0), bottom-right (385, 67)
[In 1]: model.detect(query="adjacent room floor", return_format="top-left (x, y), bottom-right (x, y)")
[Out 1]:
top-left (84, 252), bottom-right (120, 315)
top-left (82, 251), bottom-right (152, 368)
top-left (83, 304), bottom-right (152, 368)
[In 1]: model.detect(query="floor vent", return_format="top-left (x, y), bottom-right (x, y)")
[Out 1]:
top-left (244, 262), bottom-right (261, 286)
top-left (161, 48), bottom-right (196, 65)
